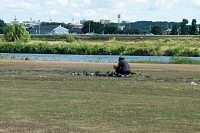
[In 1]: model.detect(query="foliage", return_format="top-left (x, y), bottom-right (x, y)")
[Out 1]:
top-left (151, 26), bottom-right (162, 35)
top-left (66, 34), bottom-right (75, 43)
top-left (170, 25), bottom-right (179, 35)
top-left (41, 22), bottom-right (73, 30)
top-left (1, 36), bottom-right (200, 56)
top-left (129, 21), bottom-right (182, 34)
top-left (82, 21), bottom-right (119, 34)
top-left (199, 24), bottom-right (200, 35)
top-left (4, 22), bottom-right (30, 42)
top-left (0, 19), bottom-right (7, 34)
top-left (118, 28), bottom-right (141, 34)
top-left (30, 19), bottom-right (199, 35)
top-left (169, 57), bottom-right (200, 64)
top-left (31, 34), bottom-right (67, 41)
top-left (180, 18), bottom-right (189, 35)
top-left (189, 19), bottom-right (198, 35)
top-left (104, 23), bottom-right (118, 34)
top-left (82, 21), bottom-right (103, 34)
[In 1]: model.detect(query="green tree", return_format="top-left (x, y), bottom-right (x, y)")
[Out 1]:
top-left (151, 26), bottom-right (162, 35)
top-left (41, 22), bottom-right (72, 30)
top-left (180, 18), bottom-right (189, 35)
top-left (82, 21), bottom-right (104, 34)
top-left (4, 22), bottom-right (30, 42)
top-left (170, 25), bottom-right (179, 35)
top-left (0, 19), bottom-right (7, 34)
top-left (119, 28), bottom-right (140, 34)
top-left (189, 19), bottom-right (198, 35)
top-left (199, 24), bottom-right (200, 35)
top-left (104, 23), bottom-right (118, 34)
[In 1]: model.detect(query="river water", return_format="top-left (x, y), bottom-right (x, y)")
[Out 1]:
top-left (0, 53), bottom-right (200, 63)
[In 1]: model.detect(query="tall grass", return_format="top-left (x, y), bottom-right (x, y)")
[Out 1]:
top-left (0, 36), bottom-right (200, 56)
top-left (169, 57), bottom-right (200, 64)
top-left (129, 57), bottom-right (200, 64)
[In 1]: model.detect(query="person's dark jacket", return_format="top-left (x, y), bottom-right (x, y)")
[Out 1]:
top-left (115, 59), bottom-right (131, 74)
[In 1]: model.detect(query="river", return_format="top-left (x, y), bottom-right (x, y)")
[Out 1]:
top-left (0, 53), bottom-right (200, 63)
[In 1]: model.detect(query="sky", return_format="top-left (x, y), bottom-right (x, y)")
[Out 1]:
top-left (1, 0), bottom-right (200, 24)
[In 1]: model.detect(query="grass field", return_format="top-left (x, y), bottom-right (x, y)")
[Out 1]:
top-left (0, 60), bottom-right (200, 133)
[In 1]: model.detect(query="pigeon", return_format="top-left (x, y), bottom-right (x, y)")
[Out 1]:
top-left (145, 74), bottom-right (152, 79)
top-left (191, 81), bottom-right (197, 86)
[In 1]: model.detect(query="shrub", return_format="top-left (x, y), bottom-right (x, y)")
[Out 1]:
top-left (4, 22), bottom-right (30, 42)
top-left (66, 34), bottom-right (75, 43)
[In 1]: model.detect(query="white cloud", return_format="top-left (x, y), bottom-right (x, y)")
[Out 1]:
top-left (70, 1), bottom-right (81, 8)
top-left (0, 0), bottom-right (34, 9)
top-left (58, 0), bottom-right (69, 5)
top-left (83, 0), bottom-right (91, 4)
top-left (1, 0), bottom-right (200, 23)
top-left (45, 0), bottom-right (69, 6)
top-left (115, 2), bottom-right (127, 9)
top-left (150, 0), bottom-right (178, 10)
top-left (48, 10), bottom-right (60, 16)
top-left (45, 0), bottom-right (55, 6)
top-left (72, 13), bottom-right (81, 17)
top-left (192, 0), bottom-right (200, 7)
top-left (83, 10), bottom-right (97, 19)
top-left (129, 0), bottom-right (149, 3)
top-left (19, 2), bottom-right (34, 9)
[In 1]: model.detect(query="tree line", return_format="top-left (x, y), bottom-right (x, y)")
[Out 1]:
top-left (82, 21), bottom-right (140, 34)
top-left (0, 18), bottom-right (200, 36)
top-left (167, 19), bottom-right (199, 35)
top-left (82, 19), bottom-right (200, 35)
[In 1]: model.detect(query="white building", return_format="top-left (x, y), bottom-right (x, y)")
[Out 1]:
top-left (29, 25), bottom-right (69, 35)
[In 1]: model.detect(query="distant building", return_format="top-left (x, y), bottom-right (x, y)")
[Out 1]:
top-left (70, 24), bottom-right (83, 34)
top-left (80, 19), bottom-right (87, 24)
top-left (29, 25), bottom-right (69, 35)
top-left (163, 28), bottom-right (172, 35)
top-left (100, 19), bottom-right (111, 24)
top-left (118, 25), bottom-right (125, 30)
top-left (23, 19), bottom-right (40, 29)
top-left (80, 19), bottom-right (95, 24)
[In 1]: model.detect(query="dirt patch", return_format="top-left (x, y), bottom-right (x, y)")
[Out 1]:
top-left (0, 129), bottom-right (9, 133)
top-left (1, 59), bottom-right (199, 72)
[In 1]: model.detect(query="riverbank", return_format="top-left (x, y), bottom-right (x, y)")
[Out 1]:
top-left (1, 53), bottom-right (200, 64)
top-left (0, 36), bottom-right (200, 56)
top-left (0, 59), bottom-right (200, 132)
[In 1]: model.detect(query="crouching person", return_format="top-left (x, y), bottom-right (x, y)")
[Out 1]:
top-left (113, 56), bottom-right (131, 76)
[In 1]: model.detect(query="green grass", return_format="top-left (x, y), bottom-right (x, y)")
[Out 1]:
top-left (169, 57), bottom-right (200, 64)
top-left (1, 36), bottom-right (200, 56)
top-left (129, 57), bottom-right (200, 64)
top-left (0, 60), bottom-right (200, 132)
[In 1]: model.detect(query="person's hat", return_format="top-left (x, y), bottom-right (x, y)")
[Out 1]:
top-left (118, 56), bottom-right (125, 61)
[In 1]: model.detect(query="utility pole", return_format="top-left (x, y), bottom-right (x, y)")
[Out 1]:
top-left (89, 21), bottom-right (91, 33)
top-left (38, 20), bottom-right (40, 34)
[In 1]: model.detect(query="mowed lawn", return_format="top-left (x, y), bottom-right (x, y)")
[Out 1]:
top-left (0, 60), bottom-right (200, 133)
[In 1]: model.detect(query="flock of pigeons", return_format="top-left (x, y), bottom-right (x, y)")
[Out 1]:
top-left (71, 71), bottom-right (153, 79)
top-left (70, 71), bottom-right (198, 86)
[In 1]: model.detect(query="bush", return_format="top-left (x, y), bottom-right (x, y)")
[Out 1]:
top-left (4, 22), bottom-right (30, 42)
top-left (0, 38), bottom-right (199, 56)
top-left (66, 34), bottom-right (75, 43)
